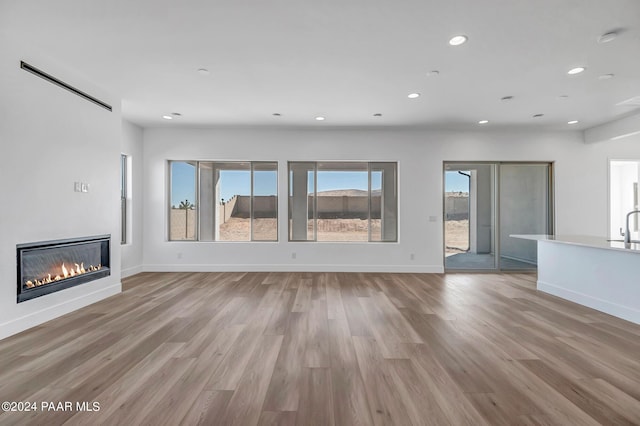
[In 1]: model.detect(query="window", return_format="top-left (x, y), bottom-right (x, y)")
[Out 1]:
top-left (120, 154), bottom-right (128, 244)
top-left (169, 161), bottom-right (278, 241)
top-left (288, 162), bottom-right (397, 242)
top-left (169, 161), bottom-right (197, 241)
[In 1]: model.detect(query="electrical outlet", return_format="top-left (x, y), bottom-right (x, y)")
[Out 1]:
top-left (177, 252), bottom-right (183, 259)
top-left (291, 252), bottom-right (296, 259)
top-left (410, 253), bottom-right (415, 260)
top-left (74, 181), bottom-right (90, 193)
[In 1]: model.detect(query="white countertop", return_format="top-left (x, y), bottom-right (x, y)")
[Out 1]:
top-left (510, 234), bottom-right (640, 253)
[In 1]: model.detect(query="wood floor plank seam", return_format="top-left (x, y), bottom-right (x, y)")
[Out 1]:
top-left (0, 271), bottom-right (638, 426)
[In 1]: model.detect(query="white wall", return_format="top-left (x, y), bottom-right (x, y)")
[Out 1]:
top-left (141, 127), bottom-right (640, 273)
top-left (0, 37), bottom-right (122, 340)
top-left (121, 120), bottom-right (144, 277)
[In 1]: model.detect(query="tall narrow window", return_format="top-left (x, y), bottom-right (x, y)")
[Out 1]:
top-left (170, 161), bottom-right (278, 241)
top-left (120, 154), bottom-right (128, 245)
top-left (289, 161), bottom-right (397, 242)
top-left (169, 161), bottom-right (197, 241)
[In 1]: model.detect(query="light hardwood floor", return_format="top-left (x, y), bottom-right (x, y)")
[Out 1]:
top-left (0, 272), bottom-right (639, 425)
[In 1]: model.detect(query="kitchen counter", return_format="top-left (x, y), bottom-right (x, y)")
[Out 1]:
top-left (511, 234), bottom-right (640, 253)
top-left (511, 234), bottom-right (640, 324)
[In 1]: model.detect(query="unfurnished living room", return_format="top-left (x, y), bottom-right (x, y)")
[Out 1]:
top-left (1, 1), bottom-right (640, 425)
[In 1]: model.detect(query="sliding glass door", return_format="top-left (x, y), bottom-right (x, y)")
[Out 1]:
top-left (444, 162), bottom-right (553, 271)
top-left (499, 163), bottom-right (553, 270)
top-left (444, 164), bottom-right (497, 270)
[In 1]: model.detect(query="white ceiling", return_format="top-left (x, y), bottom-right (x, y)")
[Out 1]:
top-left (2, 0), bottom-right (640, 130)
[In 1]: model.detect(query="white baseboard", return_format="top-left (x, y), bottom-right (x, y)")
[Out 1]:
top-left (121, 265), bottom-right (143, 278)
top-left (0, 283), bottom-right (122, 341)
top-left (143, 263), bottom-right (444, 274)
top-left (537, 280), bottom-right (640, 325)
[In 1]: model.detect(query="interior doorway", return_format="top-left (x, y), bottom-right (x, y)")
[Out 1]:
top-left (609, 160), bottom-right (640, 241)
top-left (443, 162), bottom-right (554, 271)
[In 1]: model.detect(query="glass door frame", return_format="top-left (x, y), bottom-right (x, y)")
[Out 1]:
top-left (443, 161), bottom-right (554, 272)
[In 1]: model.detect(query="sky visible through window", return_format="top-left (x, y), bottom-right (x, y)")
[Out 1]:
top-left (172, 164), bottom-right (470, 206)
top-left (171, 162), bottom-right (196, 208)
top-left (171, 163), bottom-right (388, 206)
top-left (445, 171), bottom-right (470, 193)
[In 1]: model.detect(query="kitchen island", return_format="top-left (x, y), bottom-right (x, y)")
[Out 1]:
top-left (511, 234), bottom-right (640, 324)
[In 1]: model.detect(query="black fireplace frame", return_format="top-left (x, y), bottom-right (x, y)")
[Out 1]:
top-left (16, 235), bottom-right (111, 303)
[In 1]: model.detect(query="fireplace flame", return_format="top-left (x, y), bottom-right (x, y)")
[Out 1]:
top-left (25, 262), bottom-right (103, 289)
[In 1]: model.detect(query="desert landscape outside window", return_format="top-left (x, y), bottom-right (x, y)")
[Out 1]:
top-left (169, 161), bottom-right (278, 241)
top-left (288, 161), bottom-right (397, 242)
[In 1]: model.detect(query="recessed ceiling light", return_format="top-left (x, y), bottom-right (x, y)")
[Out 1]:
top-left (427, 70), bottom-right (440, 77)
top-left (598, 31), bottom-right (617, 44)
top-left (449, 35), bottom-right (468, 46)
top-left (272, 113), bottom-right (282, 116)
top-left (533, 114), bottom-right (544, 118)
top-left (558, 95), bottom-right (569, 100)
top-left (407, 93), bottom-right (420, 99)
top-left (568, 120), bottom-right (579, 124)
top-left (567, 67), bottom-right (586, 75)
top-left (197, 68), bottom-right (210, 75)
top-left (315, 116), bottom-right (325, 121)
top-left (598, 73), bottom-right (615, 80)
top-left (373, 113), bottom-right (382, 117)
top-left (171, 112), bottom-right (182, 117)
top-left (500, 96), bottom-right (514, 101)
top-left (162, 115), bottom-right (173, 120)
top-left (478, 120), bottom-right (489, 124)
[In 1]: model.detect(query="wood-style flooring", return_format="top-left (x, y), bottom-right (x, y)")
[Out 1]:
top-left (0, 272), bottom-right (639, 425)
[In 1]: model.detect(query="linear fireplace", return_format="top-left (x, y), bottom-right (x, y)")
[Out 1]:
top-left (17, 235), bottom-right (110, 303)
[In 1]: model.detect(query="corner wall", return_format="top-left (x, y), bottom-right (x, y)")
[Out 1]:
top-left (0, 38), bottom-right (122, 340)
top-left (121, 120), bottom-right (144, 277)
top-left (141, 127), bottom-right (640, 273)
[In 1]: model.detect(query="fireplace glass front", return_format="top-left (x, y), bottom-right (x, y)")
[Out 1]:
top-left (17, 235), bottom-right (110, 303)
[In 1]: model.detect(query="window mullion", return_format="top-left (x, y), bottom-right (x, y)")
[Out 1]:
top-left (314, 162), bottom-right (318, 241)
top-left (250, 162), bottom-right (254, 241)
top-left (368, 163), bottom-right (372, 242)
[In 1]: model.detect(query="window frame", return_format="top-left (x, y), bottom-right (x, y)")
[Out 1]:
top-left (168, 160), bottom-right (278, 242)
top-left (287, 161), bottom-right (398, 243)
top-left (168, 160), bottom-right (199, 241)
top-left (120, 154), bottom-right (128, 245)
top-left (250, 161), bottom-right (279, 242)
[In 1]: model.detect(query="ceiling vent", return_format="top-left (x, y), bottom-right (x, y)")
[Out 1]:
top-left (20, 61), bottom-right (112, 112)
top-left (616, 96), bottom-right (640, 107)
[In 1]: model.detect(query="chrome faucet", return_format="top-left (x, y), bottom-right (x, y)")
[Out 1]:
top-left (624, 210), bottom-right (640, 244)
